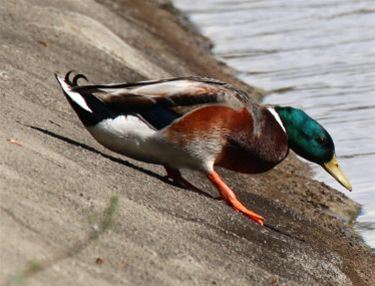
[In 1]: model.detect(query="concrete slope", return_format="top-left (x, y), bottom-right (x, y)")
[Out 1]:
top-left (0, 0), bottom-right (374, 285)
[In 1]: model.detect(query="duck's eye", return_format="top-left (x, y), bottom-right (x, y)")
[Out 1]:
top-left (317, 137), bottom-right (328, 145)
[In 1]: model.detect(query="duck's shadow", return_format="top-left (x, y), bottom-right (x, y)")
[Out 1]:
top-left (28, 125), bottom-right (213, 199)
top-left (29, 126), bottom-right (301, 240)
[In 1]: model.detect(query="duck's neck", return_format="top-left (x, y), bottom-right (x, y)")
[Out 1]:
top-left (267, 106), bottom-right (286, 133)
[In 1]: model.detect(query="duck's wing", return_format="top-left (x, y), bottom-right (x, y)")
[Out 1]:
top-left (69, 73), bottom-right (258, 130)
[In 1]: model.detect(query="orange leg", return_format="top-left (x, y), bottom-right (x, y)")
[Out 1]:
top-left (207, 171), bottom-right (264, 225)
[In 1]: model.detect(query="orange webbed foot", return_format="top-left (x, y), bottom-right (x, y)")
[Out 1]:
top-left (207, 171), bottom-right (264, 225)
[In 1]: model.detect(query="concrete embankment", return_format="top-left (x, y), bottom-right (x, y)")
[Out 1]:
top-left (0, 0), bottom-right (374, 285)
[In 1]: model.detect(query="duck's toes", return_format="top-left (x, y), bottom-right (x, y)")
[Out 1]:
top-left (232, 200), bottom-right (265, 225)
top-left (247, 213), bottom-right (264, 226)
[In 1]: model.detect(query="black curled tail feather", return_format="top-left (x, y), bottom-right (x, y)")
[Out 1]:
top-left (64, 71), bottom-right (88, 87)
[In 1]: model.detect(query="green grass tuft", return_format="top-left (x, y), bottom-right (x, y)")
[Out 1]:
top-left (102, 195), bottom-right (119, 232)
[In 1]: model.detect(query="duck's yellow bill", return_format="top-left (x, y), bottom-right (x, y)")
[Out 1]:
top-left (322, 155), bottom-right (352, 191)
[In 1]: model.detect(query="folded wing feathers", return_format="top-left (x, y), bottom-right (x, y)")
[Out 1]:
top-left (63, 73), bottom-right (253, 116)
top-left (93, 81), bottom-right (238, 109)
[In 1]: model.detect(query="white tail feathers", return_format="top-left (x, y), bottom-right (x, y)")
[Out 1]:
top-left (56, 75), bottom-right (92, 113)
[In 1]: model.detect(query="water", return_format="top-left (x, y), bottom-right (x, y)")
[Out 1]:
top-left (174, 0), bottom-right (375, 248)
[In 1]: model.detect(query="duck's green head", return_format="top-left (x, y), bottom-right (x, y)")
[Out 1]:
top-left (275, 106), bottom-right (352, 191)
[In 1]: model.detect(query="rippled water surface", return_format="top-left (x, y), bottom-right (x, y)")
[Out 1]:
top-left (174, 0), bottom-right (375, 247)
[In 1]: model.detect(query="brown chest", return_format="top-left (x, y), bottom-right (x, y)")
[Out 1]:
top-left (216, 108), bottom-right (289, 174)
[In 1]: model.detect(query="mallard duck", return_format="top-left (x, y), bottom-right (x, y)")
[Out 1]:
top-left (55, 71), bottom-right (352, 225)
